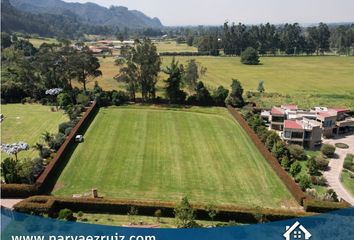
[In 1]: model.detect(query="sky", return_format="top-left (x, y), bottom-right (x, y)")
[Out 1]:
top-left (63, 0), bottom-right (354, 26)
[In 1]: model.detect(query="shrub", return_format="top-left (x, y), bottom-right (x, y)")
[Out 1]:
top-left (272, 141), bottom-right (289, 161)
top-left (76, 93), bottom-right (90, 106)
top-left (281, 156), bottom-right (291, 171)
top-left (49, 133), bottom-right (66, 151)
top-left (57, 93), bottom-right (72, 108)
top-left (58, 209), bottom-right (76, 221)
top-left (64, 127), bottom-right (73, 136)
top-left (154, 209), bottom-right (162, 223)
top-left (315, 155), bottom-right (330, 171)
top-left (290, 161), bottom-right (302, 177)
top-left (287, 145), bottom-right (306, 160)
top-left (307, 157), bottom-right (319, 176)
top-left (323, 189), bottom-right (339, 202)
top-left (59, 122), bottom-right (74, 134)
top-left (335, 143), bottom-right (349, 149)
top-left (299, 175), bottom-right (311, 191)
top-left (240, 47), bottom-right (260, 65)
top-left (1, 184), bottom-right (39, 198)
top-left (303, 199), bottom-right (350, 213)
top-left (174, 197), bottom-right (197, 228)
top-left (40, 147), bottom-right (51, 159)
top-left (111, 91), bottom-right (129, 105)
top-left (212, 86), bottom-right (229, 106)
top-left (321, 144), bottom-right (336, 158)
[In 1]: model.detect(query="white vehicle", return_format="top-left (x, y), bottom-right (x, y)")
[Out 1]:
top-left (75, 135), bottom-right (84, 143)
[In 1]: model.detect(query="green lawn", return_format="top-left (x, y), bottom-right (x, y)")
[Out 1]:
top-left (54, 106), bottom-right (297, 209)
top-left (92, 56), bottom-right (354, 108)
top-left (341, 170), bottom-right (354, 196)
top-left (1, 104), bottom-right (68, 160)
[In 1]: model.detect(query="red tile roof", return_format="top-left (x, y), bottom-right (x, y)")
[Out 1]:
top-left (271, 107), bottom-right (285, 116)
top-left (329, 108), bottom-right (348, 113)
top-left (318, 111), bottom-right (337, 118)
top-left (284, 120), bottom-right (303, 130)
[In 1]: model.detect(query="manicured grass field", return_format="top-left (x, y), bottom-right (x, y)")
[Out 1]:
top-left (54, 106), bottom-right (297, 209)
top-left (1, 104), bottom-right (68, 160)
top-left (341, 170), bottom-right (354, 196)
top-left (91, 56), bottom-right (354, 108)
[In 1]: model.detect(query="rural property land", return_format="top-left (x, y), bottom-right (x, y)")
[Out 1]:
top-left (1, 104), bottom-right (68, 160)
top-left (91, 54), bottom-right (354, 109)
top-left (53, 106), bottom-right (298, 209)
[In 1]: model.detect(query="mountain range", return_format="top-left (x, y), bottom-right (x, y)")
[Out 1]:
top-left (6, 0), bottom-right (163, 29)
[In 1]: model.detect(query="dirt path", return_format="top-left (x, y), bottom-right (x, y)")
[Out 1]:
top-left (323, 134), bottom-right (354, 206)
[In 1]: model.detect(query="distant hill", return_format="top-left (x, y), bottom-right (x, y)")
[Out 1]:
top-left (9, 0), bottom-right (163, 29)
top-left (1, 0), bottom-right (116, 38)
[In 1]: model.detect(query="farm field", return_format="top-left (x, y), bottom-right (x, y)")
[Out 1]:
top-left (54, 106), bottom-right (297, 209)
top-left (1, 104), bottom-right (68, 160)
top-left (155, 41), bottom-right (198, 53)
top-left (92, 56), bottom-right (354, 108)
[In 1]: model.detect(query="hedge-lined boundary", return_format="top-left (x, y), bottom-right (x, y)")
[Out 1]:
top-left (1, 102), bottom-right (98, 198)
top-left (303, 199), bottom-right (351, 213)
top-left (159, 52), bottom-right (210, 56)
top-left (36, 102), bottom-right (98, 193)
top-left (14, 196), bottom-right (311, 224)
top-left (0, 184), bottom-right (39, 198)
top-left (227, 106), bottom-right (306, 204)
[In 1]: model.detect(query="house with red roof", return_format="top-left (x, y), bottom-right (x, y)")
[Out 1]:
top-left (282, 119), bottom-right (322, 149)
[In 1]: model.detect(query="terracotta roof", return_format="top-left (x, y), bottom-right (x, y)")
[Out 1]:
top-left (271, 107), bottom-right (285, 116)
top-left (329, 108), bottom-right (348, 113)
top-left (284, 120), bottom-right (303, 130)
top-left (318, 111), bottom-right (337, 118)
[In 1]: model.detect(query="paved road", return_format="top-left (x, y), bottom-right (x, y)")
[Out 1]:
top-left (0, 198), bottom-right (23, 209)
top-left (323, 134), bottom-right (354, 206)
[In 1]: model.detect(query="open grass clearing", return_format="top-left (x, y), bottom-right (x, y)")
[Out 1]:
top-left (54, 106), bottom-right (298, 209)
top-left (90, 56), bottom-right (354, 108)
top-left (1, 104), bottom-right (68, 160)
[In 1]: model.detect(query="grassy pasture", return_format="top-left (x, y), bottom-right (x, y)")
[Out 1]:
top-left (155, 41), bottom-right (198, 53)
top-left (91, 55), bottom-right (354, 108)
top-left (28, 38), bottom-right (58, 48)
top-left (1, 104), bottom-right (68, 160)
top-left (54, 106), bottom-right (297, 209)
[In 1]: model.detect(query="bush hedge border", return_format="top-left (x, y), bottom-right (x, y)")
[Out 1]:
top-left (14, 196), bottom-right (311, 224)
top-left (1, 102), bottom-right (98, 198)
top-left (227, 106), bottom-right (307, 205)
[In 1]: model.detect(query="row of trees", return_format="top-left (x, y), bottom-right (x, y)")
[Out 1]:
top-left (177, 23), bottom-right (354, 56)
top-left (1, 37), bottom-right (102, 103)
top-left (116, 38), bottom-right (246, 107)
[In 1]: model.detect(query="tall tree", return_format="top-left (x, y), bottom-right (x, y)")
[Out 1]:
top-left (131, 38), bottom-right (161, 101)
top-left (163, 58), bottom-right (186, 104)
top-left (227, 79), bottom-right (244, 107)
top-left (184, 59), bottom-right (200, 91)
top-left (71, 47), bottom-right (102, 90)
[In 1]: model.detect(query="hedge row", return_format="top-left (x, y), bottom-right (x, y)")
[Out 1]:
top-left (1, 102), bottom-right (98, 198)
top-left (159, 52), bottom-right (210, 56)
top-left (303, 199), bottom-right (351, 213)
top-left (36, 101), bottom-right (98, 193)
top-left (227, 106), bottom-right (307, 205)
top-left (1, 184), bottom-right (39, 198)
top-left (14, 196), bottom-right (310, 224)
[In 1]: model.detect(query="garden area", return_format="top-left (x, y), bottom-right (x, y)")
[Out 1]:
top-left (53, 105), bottom-right (298, 210)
